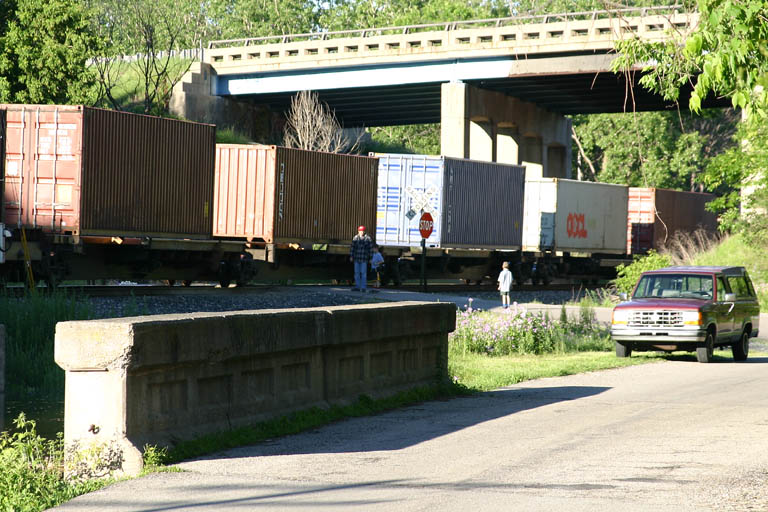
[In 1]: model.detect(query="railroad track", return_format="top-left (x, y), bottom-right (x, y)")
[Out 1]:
top-left (3, 281), bottom-right (607, 298)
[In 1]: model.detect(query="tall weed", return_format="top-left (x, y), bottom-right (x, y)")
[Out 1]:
top-left (0, 290), bottom-right (94, 400)
top-left (0, 414), bottom-right (107, 512)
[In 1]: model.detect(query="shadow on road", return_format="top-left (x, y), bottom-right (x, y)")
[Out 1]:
top-left (205, 385), bottom-right (610, 458)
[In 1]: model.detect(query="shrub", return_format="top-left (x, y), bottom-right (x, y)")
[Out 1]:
top-left (0, 414), bottom-right (107, 512)
top-left (613, 250), bottom-right (672, 295)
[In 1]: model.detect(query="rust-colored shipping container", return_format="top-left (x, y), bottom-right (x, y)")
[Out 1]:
top-left (627, 187), bottom-right (718, 254)
top-left (0, 109), bottom-right (5, 216)
top-left (214, 144), bottom-right (377, 243)
top-left (1, 105), bottom-right (215, 237)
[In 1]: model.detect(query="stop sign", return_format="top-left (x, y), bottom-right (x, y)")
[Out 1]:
top-left (419, 212), bottom-right (434, 239)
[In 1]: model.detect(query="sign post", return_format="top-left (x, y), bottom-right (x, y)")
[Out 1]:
top-left (419, 212), bottom-right (434, 293)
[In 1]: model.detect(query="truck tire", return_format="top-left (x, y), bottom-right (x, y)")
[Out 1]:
top-left (696, 332), bottom-right (715, 363)
top-left (732, 330), bottom-right (750, 361)
top-left (615, 342), bottom-right (632, 358)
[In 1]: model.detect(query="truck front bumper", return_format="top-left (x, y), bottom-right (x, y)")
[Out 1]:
top-left (611, 328), bottom-right (708, 344)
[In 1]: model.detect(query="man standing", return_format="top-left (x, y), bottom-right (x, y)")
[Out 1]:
top-left (349, 225), bottom-right (372, 292)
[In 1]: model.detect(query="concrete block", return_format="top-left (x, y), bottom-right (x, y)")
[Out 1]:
top-left (55, 302), bottom-right (455, 476)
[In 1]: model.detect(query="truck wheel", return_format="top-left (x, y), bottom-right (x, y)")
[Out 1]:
top-left (732, 330), bottom-right (750, 361)
top-left (696, 332), bottom-right (715, 363)
top-left (615, 342), bottom-right (632, 358)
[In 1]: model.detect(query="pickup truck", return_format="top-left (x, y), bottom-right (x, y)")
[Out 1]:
top-left (611, 266), bottom-right (760, 363)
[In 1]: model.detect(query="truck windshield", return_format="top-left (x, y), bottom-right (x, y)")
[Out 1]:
top-left (633, 274), bottom-right (714, 300)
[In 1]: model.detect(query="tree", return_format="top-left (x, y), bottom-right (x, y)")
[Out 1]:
top-left (90, 0), bottom-right (216, 114)
top-left (613, 0), bottom-right (768, 118)
top-left (571, 109), bottom-right (738, 190)
top-left (219, 0), bottom-right (319, 39)
top-left (0, 0), bottom-right (99, 104)
top-left (283, 91), bottom-right (363, 153)
top-left (612, 0), bottom-right (768, 238)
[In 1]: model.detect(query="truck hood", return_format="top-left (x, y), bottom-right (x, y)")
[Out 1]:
top-left (615, 298), bottom-right (708, 310)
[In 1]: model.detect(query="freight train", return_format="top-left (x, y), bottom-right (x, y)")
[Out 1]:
top-left (0, 104), bottom-right (718, 288)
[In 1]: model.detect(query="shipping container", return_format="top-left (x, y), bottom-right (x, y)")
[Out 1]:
top-left (0, 108), bottom-right (5, 223)
top-left (627, 187), bottom-right (718, 254)
top-left (1, 105), bottom-right (215, 237)
top-left (214, 145), bottom-right (378, 243)
top-left (375, 154), bottom-right (526, 249)
top-left (523, 178), bottom-right (629, 254)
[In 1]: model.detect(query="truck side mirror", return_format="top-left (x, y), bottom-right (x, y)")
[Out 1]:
top-left (619, 292), bottom-right (628, 301)
top-left (724, 293), bottom-right (737, 302)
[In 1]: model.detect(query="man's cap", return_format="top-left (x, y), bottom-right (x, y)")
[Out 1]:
top-left (357, 225), bottom-right (366, 231)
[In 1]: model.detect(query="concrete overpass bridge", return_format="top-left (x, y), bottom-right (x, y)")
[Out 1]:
top-left (172, 5), bottom-right (725, 177)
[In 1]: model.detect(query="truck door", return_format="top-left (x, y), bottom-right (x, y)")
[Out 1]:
top-left (715, 275), bottom-right (734, 341)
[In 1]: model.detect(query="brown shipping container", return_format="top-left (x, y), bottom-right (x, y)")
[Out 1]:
top-left (214, 145), bottom-right (377, 243)
top-left (627, 187), bottom-right (718, 254)
top-left (0, 109), bottom-right (5, 218)
top-left (1, 105), bottom-right (215, 237)
top-left (441, 158), bottom-right (525, 249)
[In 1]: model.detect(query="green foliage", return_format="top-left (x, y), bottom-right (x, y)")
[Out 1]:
top-left (0, 290), bottom-right (94, 400)
top-left (318, 0), bottom-right (509, 32)
top-left (0, 0), bottom-right (99, 104)
top-left (693, 234), bottom-right (768, 310)
top-left (220, 0), bottom-right (320, 38)
top-left (142, 445), bottom-right (170, 468)
top-left (90, 0), bottom-right (213, 114)
top-left (365, 124), bottom-right (441, 155)
top-left (217, 127), bottom-right (254, 144)
top-left (571, 109), bottom-right (736, 189)
top-left (613, 1), bottom-right (768, 118)
top-left (0, 414), bottom-right (107, 512)
top-left (702, 121), bottom-right (768, 241)
top-left (613, 250), bottom-right (672, 294)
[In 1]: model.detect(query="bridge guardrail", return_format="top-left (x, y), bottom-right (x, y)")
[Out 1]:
top-left (204, 6), bottom-right (697, 72)
top-left (208, 5), bottom-right (692, 49)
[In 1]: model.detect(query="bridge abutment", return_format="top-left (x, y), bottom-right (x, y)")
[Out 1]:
top-left (170, 63), bottom-right (274, 141)
top-left (441, 82), bottom-right (571, 177)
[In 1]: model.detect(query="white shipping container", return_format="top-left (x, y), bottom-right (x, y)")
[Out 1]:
top-left (376, 154), bottom-right (444, 247)
top-left (523, 178), bottom-right (628, 253)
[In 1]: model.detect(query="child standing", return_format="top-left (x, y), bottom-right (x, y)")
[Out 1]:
top-left (497, 261), bottom-right (512, 309)
top-left (370, 244), bottom-right (384, 288)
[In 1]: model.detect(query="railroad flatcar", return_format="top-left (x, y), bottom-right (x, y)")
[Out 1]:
top-left (0, 104), bottom-right (245, 286)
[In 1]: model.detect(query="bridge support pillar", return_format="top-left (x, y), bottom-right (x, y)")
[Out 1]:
top-left (441, 82), bottom-right (571, 177)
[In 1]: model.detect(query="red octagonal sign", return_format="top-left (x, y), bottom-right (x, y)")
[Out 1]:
top-left (419, 212), bottom-right (434, 239)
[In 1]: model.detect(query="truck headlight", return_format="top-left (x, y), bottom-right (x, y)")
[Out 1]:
top-left (683, 311), bottom-right (702, 325)
top-left (612, 309), bottom-right (629, 325)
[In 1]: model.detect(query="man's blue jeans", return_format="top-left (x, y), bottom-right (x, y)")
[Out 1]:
top-left (354, 260), bottom-right (367, 290)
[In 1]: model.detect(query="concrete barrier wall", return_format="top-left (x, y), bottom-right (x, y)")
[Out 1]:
top-left (55, 302), bottom-right (455, 475)
top-left (0, 324), bottom-right (5, 433)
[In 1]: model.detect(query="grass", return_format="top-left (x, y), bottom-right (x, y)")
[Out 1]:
top-left (0, 290), bottom-right (95, 401)
top-left (692, 234), bottom-right (768, 309)
top-left (449, 351), bottom-right (663, 390)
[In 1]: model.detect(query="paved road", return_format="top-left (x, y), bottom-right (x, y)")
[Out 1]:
top-left (55, 358), bottom-right (768, 512)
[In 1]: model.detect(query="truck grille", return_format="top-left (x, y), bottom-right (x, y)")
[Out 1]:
top-left (629, 310), bottom-right (683, 328)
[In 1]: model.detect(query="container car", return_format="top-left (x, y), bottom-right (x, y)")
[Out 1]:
top-left (214, 144), bottom-right (378, 245)
top-left (627, 187), bottom-right (718, 254)
top-left (0, 104), bottom-right (244, 286)
top-left (522, 178), bottom-right (629, 254)
top-left (375, 154), bottom-right (526, 250)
